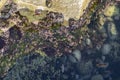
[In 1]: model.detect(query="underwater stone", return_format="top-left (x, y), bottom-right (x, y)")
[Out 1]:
top-left (68, 55), bottom-right (77, 63)
top-left (86, 38), bottom-right (92, 46)
top-left (100, 22), bottom-right (117, 40)
top-left (72, 49), bottom-right (81, 62)
top-left (101, 43), bottom-right (112, 55)
top-left (77, 60), bottom-right (93, 75)
top-left (91, 74), bottom-right (104, 80)
top-left (113, 14), bottom-right (120, 21)
top-left (107, 22), bottom-right (118, 40)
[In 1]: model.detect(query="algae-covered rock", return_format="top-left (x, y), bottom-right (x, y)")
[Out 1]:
top-left (104, 5), bottom-right (119, 17)
top-left (104, 21), bottom-right (118, 40)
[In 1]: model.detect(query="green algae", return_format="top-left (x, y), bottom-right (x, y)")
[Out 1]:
top-left (19, 9), bottom-right (47, 22)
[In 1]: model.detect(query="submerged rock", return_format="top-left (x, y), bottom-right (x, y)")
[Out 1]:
top-left (102, 21), bottom-right (117, 40)
top-left (77, 60), bottom-right (93, 75)
top-left (91, 74), bottom-right (104, 80)
top-left (86, 38), bottom-right (92, 46)
top-left (68, 50), bottom-right (81, 63)
top-left (72, 49), bottom-right (81, 62)
top-left (101, 43), bottom-right (112, 55)
top-left (68, 55), bottom-right (77, 63)
top-left (106, 22), bottom-right (118, 40)
top-left (113, 14), bottom-right (120, 21)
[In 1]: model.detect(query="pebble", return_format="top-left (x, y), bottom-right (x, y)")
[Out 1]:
top-left (101, 43), bottom-right (112, 55)
top-left (63, 74), bottom-right (68, 79)
top-left (72, 49), bottom-right (81, 62)
top-left (101, 56), bottom-right (106, 61)
top-left (86, 38), bottom-right (92, 46)
top-left (91, 74), bottom-right (104, 80)
top-left (113, 14), bottom-right (120, 21)
top-left (68, 55), bottom-right (77, 63)
top-left (77, 60), bottom-right (93, 75)
top-left (107, 22), bottom-right (118, 40)
top-left (61, 64), bottom-right (65, 73)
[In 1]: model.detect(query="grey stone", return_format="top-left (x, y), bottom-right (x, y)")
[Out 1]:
top-left (75, 74), bottom-right (80, 79)
top-left (63, 74), bottom-right (68, 79)
top-left (91, 74), bottom-right (104, 80)
top-left (101, 43), bottom-right (112, 55)
top-left (72, 49), bottom-right (81, 62)
top-left (77, 60), bottom-right (93, 75)
top-left (68, 55), bottom-right (77, 63)
top-left (86, 38), bottom-right (92, 46)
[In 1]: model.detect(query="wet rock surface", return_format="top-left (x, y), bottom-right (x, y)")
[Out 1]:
top-left (0, 0), bottom-right (120, 80)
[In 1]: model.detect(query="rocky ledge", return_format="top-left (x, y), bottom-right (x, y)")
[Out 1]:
top-left (0, 0), bottom-right (120, 80)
